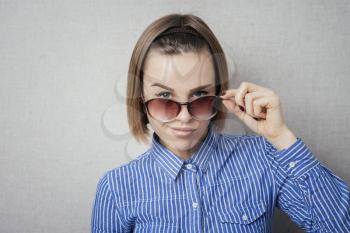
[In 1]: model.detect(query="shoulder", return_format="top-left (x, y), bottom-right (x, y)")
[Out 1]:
top-left (102, 149), bottom-right (153, 182)
top-left (215, 132), bottom-right (273, 175)
top-left (96, 149), bottom-right (154, 199)
top-left (216, 132), bottom-right (269, 163)
top-left (217, 132), bottom-right (266, 151)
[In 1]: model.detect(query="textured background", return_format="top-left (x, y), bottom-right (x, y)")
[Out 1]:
top-left (1, 0), bottom-right (349, 232)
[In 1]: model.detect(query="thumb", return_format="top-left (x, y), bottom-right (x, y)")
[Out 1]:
top-left (222, 99), bottom-right (241, 114)
top-left (222, 99), bottom-right (252, 123)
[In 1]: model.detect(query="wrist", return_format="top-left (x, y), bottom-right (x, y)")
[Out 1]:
top-left (266, 127), bottom-right (297, 151)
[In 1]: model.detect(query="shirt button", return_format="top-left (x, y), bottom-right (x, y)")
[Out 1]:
top-left (289, 161), bottom-right (296, 168)
top-left (192, 202), bottom-right (198, 208)
top-left (186, 164), bottom-right (193, 169)
top-left (242, 214), bottom-right (248, 221)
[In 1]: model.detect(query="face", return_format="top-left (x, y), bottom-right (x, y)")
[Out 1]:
top-left (142, 49), bottom-right (216, 160)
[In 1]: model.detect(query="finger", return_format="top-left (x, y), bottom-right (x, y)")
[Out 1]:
top-left (239, 81), bottom-right (271, 93)
top-left (221, 99), bottom-right (242, 114)
top-left (253, 94), bottom-right (280, 110)
top-left (244, 92), bottom-right (259, 118)
top-left (245, 91), bottom-right (271, 119)
top-left (235, 87), bottom-right (247, 108)
top-left (220, 89), bottom-right (238, 99)
top-left (221, 98), bottom-right (248, 120)
top-left (253, 95), bottom-right (283, 123)
top-left (235, 82), bottom-right (272, 108)
top-left (222, 98), bottom-right (262, 132)
top-left (253, 101), bottom-right (267, 119)
top-left (231, 101), bottom-right (260, 132)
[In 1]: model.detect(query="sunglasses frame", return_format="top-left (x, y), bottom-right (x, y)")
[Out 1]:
top-left (140, 93), bottom-right (222, 122)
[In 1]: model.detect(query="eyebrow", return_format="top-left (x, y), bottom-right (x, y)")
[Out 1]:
top-left (151, 83), bottom-right (214, 93)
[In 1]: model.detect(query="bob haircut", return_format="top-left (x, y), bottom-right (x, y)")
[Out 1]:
top-left (127, 13), bottom-right (230, 144)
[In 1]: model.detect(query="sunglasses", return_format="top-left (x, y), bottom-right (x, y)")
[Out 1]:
top-left (140, 93), bottom-right (222, 123)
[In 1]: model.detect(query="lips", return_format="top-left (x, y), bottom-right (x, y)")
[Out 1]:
top-left (171, 127), bottom-right (195, 137)
top-left (172, 128), bottom-right (195, 131)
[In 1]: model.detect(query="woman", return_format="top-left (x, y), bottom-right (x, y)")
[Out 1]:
top-left (91, 13), bottom-right (350, 232)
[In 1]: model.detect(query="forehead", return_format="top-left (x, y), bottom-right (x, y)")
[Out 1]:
top-left (143, 50), bottom-right (216, 89)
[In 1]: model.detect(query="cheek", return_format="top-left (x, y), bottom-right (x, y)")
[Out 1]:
top-left (147, 117), bottom-right (161, 130)
top-left (199, 120), bottom-right (210, 127)
top-left (147, 117), bottom-right (168, 136)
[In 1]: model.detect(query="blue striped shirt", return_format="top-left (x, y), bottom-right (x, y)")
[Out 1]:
top-left (91, 126), bottom-right (350, 232)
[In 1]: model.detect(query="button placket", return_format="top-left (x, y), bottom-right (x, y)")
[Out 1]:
top-left (193, 170), bottom-right (200, 211)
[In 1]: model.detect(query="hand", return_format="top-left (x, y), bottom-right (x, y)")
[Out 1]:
top-left (220, 81), bottom-right (297, 150)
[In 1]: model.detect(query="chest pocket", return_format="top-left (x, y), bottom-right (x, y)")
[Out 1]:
top-left (132, 196), bottom-right (185, 233)
top-left (133, 223), bottom-right (179, 233)
top-left (218, 201), bottom-right (267, 225)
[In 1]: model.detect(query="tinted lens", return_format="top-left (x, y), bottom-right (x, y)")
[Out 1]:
top-left (190, 96), bottom-right (221, 120)
top-left (147, 99), bottom-right (179, 122)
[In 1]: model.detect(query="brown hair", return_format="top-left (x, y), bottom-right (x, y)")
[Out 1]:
top-left (126, 13), bottom-right (229, 144)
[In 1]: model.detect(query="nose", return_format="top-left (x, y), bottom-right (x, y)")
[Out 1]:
top-left (175, 104), bottom-right (193, 122)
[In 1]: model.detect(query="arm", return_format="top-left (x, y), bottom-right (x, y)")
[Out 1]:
top-left (261, 136), bottom-right (350, 232)
top-left (220, 82), bottom-right (350, 231)
top-left (91, 172), bottom-right (129, 233)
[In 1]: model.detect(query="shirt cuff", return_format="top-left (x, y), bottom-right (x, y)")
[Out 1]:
top-left (267, 137), bottom-right (320, 178)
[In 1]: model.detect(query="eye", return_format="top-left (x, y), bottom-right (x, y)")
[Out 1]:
top-left (155, 90), bottom-right (208, 99)
top-left (155, 91), bottom-right (171, 98)
top-left (193, 90), bottom-right (208, 97)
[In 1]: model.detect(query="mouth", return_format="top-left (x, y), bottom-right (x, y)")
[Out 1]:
top-left (170, 127), bottom-right (195, 137)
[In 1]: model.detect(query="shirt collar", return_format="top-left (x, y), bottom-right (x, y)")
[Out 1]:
top-left (151, 124), bottom-right (219, 181)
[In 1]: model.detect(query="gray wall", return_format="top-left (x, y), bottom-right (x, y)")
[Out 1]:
top-left (1, 1), bottom-right (349, 232)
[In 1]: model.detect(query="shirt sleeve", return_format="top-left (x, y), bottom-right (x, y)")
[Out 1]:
top-left (261, 136), bottom-right (350, 232)
top-left (91, 171), bottom-right (129, 233)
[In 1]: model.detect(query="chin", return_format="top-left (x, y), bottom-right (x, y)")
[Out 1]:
top-left (171, 133), bottom-right (200, 148)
